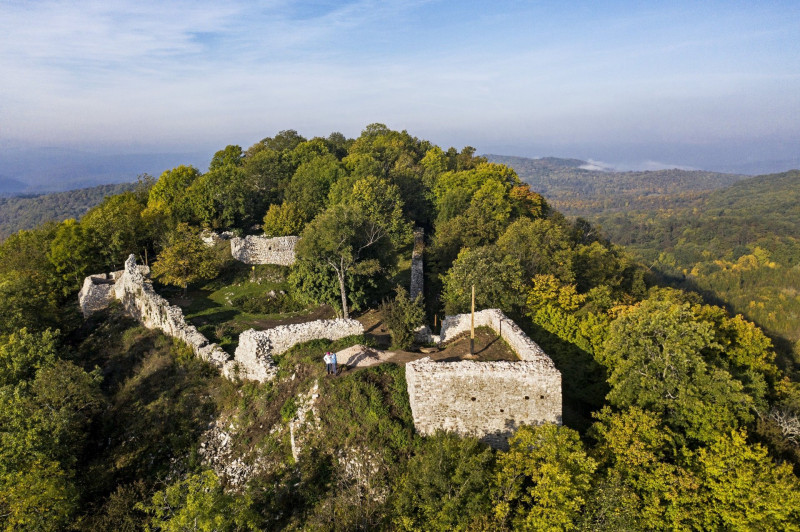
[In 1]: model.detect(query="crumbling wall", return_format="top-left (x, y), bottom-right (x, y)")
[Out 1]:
top-left (230, 235), bottom-right (298, 266)
top-left (410, 228), bottom-right (424, 301)
top-left (78, 273), bottom-right (118, 317)
top-left (233, 319), bottom-right (364, 381)
top-left (81, 255), bottom-right (364, 383)
top-left (406, 357), bottom-right (562, 449)
top-left (407, 309), bottom-right (561, 449)
top-left (415, 309), bottom-right (550, 363)
top-left (113, 255), bottom-right (234, 374)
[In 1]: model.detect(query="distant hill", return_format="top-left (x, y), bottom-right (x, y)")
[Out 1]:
top-left (593, 170), bottom-right (800, 351)
top-left (0, 176), bottom-right (28, 195)
top-left (0, 146), bottom-right (209, 194)
top-left (487, 154), bottom-right (749, 215)
top-left (0, 182), bottom-right (136, 240)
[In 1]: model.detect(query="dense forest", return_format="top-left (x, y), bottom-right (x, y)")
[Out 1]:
top-left (1, 125), bottom-right (799, 530)
top-left (0, 182), bottom-right (136, 240)
top-left (593, 170), bottom-right (800, 356)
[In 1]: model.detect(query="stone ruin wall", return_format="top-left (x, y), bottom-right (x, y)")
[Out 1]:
top-left (230, 235), bottom-right (298, 266)
top-left (111, 255), bottom-right (234, 375)
top-left (415, 308), bottom-right (550, 363)
top-left (409, 228), bottom-right (424, 301)
top-left (234, 319), bottom-right (364, 382)
top-left (406, 358), bottom-right (561, 449)
top-left (79, 254), bottom-right (363, 383)
top-left (407, 308), bottom-right (561, 449)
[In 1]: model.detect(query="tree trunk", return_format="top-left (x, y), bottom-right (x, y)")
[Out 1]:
top-left (337, 267), bottom-right (349, 319)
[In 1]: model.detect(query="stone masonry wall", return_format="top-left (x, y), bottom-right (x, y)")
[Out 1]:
top-left (406, 358), bottom-right (562, 449)
top-left (113, 255), bottom-right (235, 375)
top-left (415, 308), bottom-right (550, 363)
top-left (81, 254), bottom-right (361, 383)
top-left (230, 235), bottom-right (298, 266)
top-left (410, 228), bottom-right (424, 301)
top-left (407, 308), bottom-right (561, 449)
top-left (234, 319), bottom-right (364, 381)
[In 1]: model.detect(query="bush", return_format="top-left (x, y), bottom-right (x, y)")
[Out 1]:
top-left (380, 287), bottom-right (425, 350)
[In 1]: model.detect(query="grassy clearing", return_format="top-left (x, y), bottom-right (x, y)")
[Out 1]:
top-left (157, 261), bottom-right (334, 354)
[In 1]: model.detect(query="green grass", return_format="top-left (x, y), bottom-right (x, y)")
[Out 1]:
top-left (156, 262), bottom-right (329, 354)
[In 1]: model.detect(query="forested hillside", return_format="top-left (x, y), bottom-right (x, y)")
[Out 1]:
top-left (489, 154), bottom-right (749, 215)
top-left (1, 126), bottom-right (798, 530)
top-left (0, 182), bottom-right (136, 240)
top-left (595, 170), bottom-right (800, 355)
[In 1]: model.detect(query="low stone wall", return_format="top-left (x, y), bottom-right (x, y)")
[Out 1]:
top-left (406, 358), bottom-right (562, 449)
top-left (113, 255), bottom-right (234, 374)
top-left (230, 235), bottom-right (298, 266)
top-left (79, 273), bottom-right (118, 318)
top-left (82, 255), bottom-right (364, 383)
top-left (407, 308), bottom-right (561, 449)
top-left (234, 319), bottom-right (364, 381)
top-left (410, 228), bottom-right (424, 301)
top-left (415, 309), bottom-right (550, 363)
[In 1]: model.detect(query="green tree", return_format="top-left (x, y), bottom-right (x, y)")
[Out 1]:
top-left (0, 459), bottom-right (78, 532)
top-left (185, 165), bottom-right (253, 229)
top-left (151, 223), bottom-right (221, 296)
top-left (344, 174), bottom-right (412, 248)
top-left (294, 204), bottom-right (394, 319)
top-left (441, 246), bottom-right (525, 315)
top-left (393, 432), bottom-right (495, 531)
top-left (493, 424), bottom-right (597, 531)
top-left (48, 219), bottom-right (99, 294)
top-left (285, 153), bottom-right (345, 223)
top-left (689, 430), bottom-right (800, 530)
top-left (0, 328), bottom-right (59, 387)
top-left (587, 407), bottom-right (698, 530)
top-left (262, 202), bottom-right (305, 236)
top-left (380, 286), bottom-right (425, 350)
top-left (208, 144), bottom-right (243, 171)
top-left (146, 165), bottom-right (201, 223)
top-left (139, 470), bottom-right (260, 531)
top-left (497, 218), bottom-right (575, 283)
top-left (600, 299), bottom-right (755, 444)
top-left (82, 192), bottom-right (150, 270)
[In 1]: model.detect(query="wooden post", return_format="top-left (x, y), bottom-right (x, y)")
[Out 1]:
top-left (470, 284), bottom-right (475, 355)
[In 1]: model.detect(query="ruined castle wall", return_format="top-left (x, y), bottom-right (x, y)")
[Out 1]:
top-left (406, 357), bottom-right (562, 449)
top-left (113, 255), bottom-right (234, 373)
top-left (410, 229), bottom-right (424, 301)
top-left (234, 319), bottom-right (364, 381)
top-left (415, 309), bottom-right (550, 363)
top-left (78, 273), bottom-right (118, 317)
top-left (230, 235), bottom-right (298, 266)
top-left (81, 256), bottom-right (363, 383)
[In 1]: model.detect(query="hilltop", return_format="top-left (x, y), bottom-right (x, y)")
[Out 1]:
top-left (0, 126), bottom-right (798, 530)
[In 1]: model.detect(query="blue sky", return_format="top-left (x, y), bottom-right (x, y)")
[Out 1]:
top-left (1, 0), bottom-right (799, 170)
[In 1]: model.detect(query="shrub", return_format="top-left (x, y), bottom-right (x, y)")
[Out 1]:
top-left (380, 287), bottom-right (425, 350)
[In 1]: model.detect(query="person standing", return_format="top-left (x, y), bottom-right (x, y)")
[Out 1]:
top-left (323, 351), bottom-right (333, 375)
top-left (330, 351), bottom-right (337, 376)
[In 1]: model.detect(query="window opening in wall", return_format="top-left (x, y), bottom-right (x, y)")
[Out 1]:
top-left (524, 396), bottom-right (530, 400)
top-left (500, 409), bottom-right (504, 413)
top-left (540, 395), bottom-right (545, 399)
top-left (471, 397), bottom-right (476, 401)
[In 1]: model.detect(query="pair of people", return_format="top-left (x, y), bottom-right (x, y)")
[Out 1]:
top-left (323, 351), bottom-right (337, 376)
